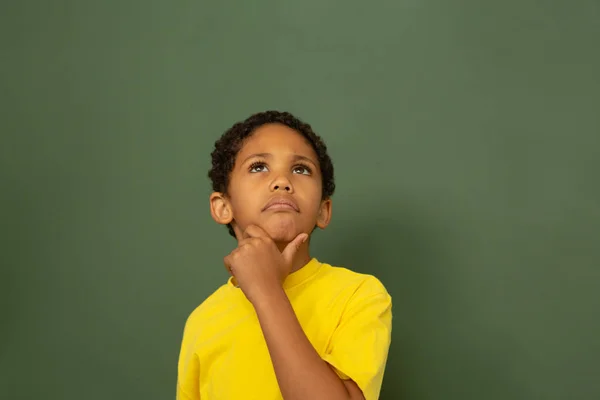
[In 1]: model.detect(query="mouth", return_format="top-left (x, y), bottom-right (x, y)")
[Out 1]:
top-left (262, 196), bottom-right (300, 212)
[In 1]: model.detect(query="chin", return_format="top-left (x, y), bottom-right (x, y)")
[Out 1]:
top-left (263, 217), bottom-right (301, 243)
top-left (266, 227), bottom-right (298, 243)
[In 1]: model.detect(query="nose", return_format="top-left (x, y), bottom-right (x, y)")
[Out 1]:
top-left (270, 174), bottom-right (294, 193)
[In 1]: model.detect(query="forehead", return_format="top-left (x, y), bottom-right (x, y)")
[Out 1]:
top-left (237, 123), bottom-right (317, 159)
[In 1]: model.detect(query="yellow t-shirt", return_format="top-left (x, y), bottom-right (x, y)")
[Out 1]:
top-left (176, 258), bottom-right (392, 400)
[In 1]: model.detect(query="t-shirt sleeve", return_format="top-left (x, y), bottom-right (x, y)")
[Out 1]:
top-left (321, 276), bottom-right (392, 400)
top-left (176, 313), bottom-right (201, 400)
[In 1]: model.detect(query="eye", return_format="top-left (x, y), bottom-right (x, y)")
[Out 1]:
top-left (249, 162), bottom-right (268, 173)
top-left (293, 164), bottom-right (312, 175)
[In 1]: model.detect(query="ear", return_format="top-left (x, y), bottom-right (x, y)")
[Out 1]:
top-left (210, 192), bottom-right (233, 225)
top-left (316, 198), bottom-right (332, 229)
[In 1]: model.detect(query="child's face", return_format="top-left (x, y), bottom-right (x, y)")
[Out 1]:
top-left (210, 123), bottom-right (332, 243)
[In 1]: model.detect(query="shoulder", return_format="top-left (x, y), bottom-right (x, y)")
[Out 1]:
top-left (317, 261), bottom-right (391, 302)
top-left (319, 261), bottom-right (390, 295)
top-left (182, 283), bottom-right (233, 329)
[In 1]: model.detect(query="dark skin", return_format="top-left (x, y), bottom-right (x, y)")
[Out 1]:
top-left (209, 123), bottom-right (365, 400)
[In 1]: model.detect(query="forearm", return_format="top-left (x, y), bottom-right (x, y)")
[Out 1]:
top-left (252, 287), bottom-right (351, 400)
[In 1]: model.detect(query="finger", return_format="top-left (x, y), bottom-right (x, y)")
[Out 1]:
top-left (237, 237), bottom-right (261, 247)
top-left (243, 224), bottom-right (271, 239)
top-left (223, 255), bottom-right (233, 276)
top-left (224, 255), bottom-right (239, 289)
top-left (282, 233), bottom-right (309, 263)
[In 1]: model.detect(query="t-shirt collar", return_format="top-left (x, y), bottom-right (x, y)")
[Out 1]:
top-left (283, 257), bottom-right (322, 289)
top-left (226, 257), bottom-right (322, 290)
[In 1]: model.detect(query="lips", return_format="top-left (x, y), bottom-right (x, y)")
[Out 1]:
top-left (262, 196), bottom-right (299, 212)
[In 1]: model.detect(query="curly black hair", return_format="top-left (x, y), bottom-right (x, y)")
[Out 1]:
top-left (208, 110), bottom-right (335, 237)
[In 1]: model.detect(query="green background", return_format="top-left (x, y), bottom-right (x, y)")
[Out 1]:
top-left (1, 1), bottom-right (599, 399)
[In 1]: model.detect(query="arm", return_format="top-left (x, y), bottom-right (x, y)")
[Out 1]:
top-left (224, 225), bottom-right (388, 399)
top-left (177, 380), bottom-right (199, 400)
top-left (176, 316), bottom-right (201, 400)
top-left (253, 287), bottom-right (364, 400)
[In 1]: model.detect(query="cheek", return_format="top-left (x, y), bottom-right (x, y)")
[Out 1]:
top-left (229, 175), bottom-right (253, 198)
top-left (297, 188), bottom-right (323, 215)
top-left (294, 174), bottom-right (321, 191)
top-left (229, 183), bottom-right (262, 215)
top-left (231, 194), bottom-right (254, 214)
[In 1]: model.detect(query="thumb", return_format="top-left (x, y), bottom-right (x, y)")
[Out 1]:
top-left (282, 233), bottom-right (309, 263)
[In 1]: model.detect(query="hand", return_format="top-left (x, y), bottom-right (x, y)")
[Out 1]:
top-left (224, 225), bottom-right (308, 304)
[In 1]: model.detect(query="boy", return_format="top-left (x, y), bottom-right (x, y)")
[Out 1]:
top-left (176, 111), bottom-right (392, 400)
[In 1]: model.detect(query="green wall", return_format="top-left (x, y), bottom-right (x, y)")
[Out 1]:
top-left (1, 1), bottom-right (599, 399)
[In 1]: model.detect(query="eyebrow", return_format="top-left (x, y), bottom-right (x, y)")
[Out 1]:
top-left (241, 153), bottom-right (318, 167)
